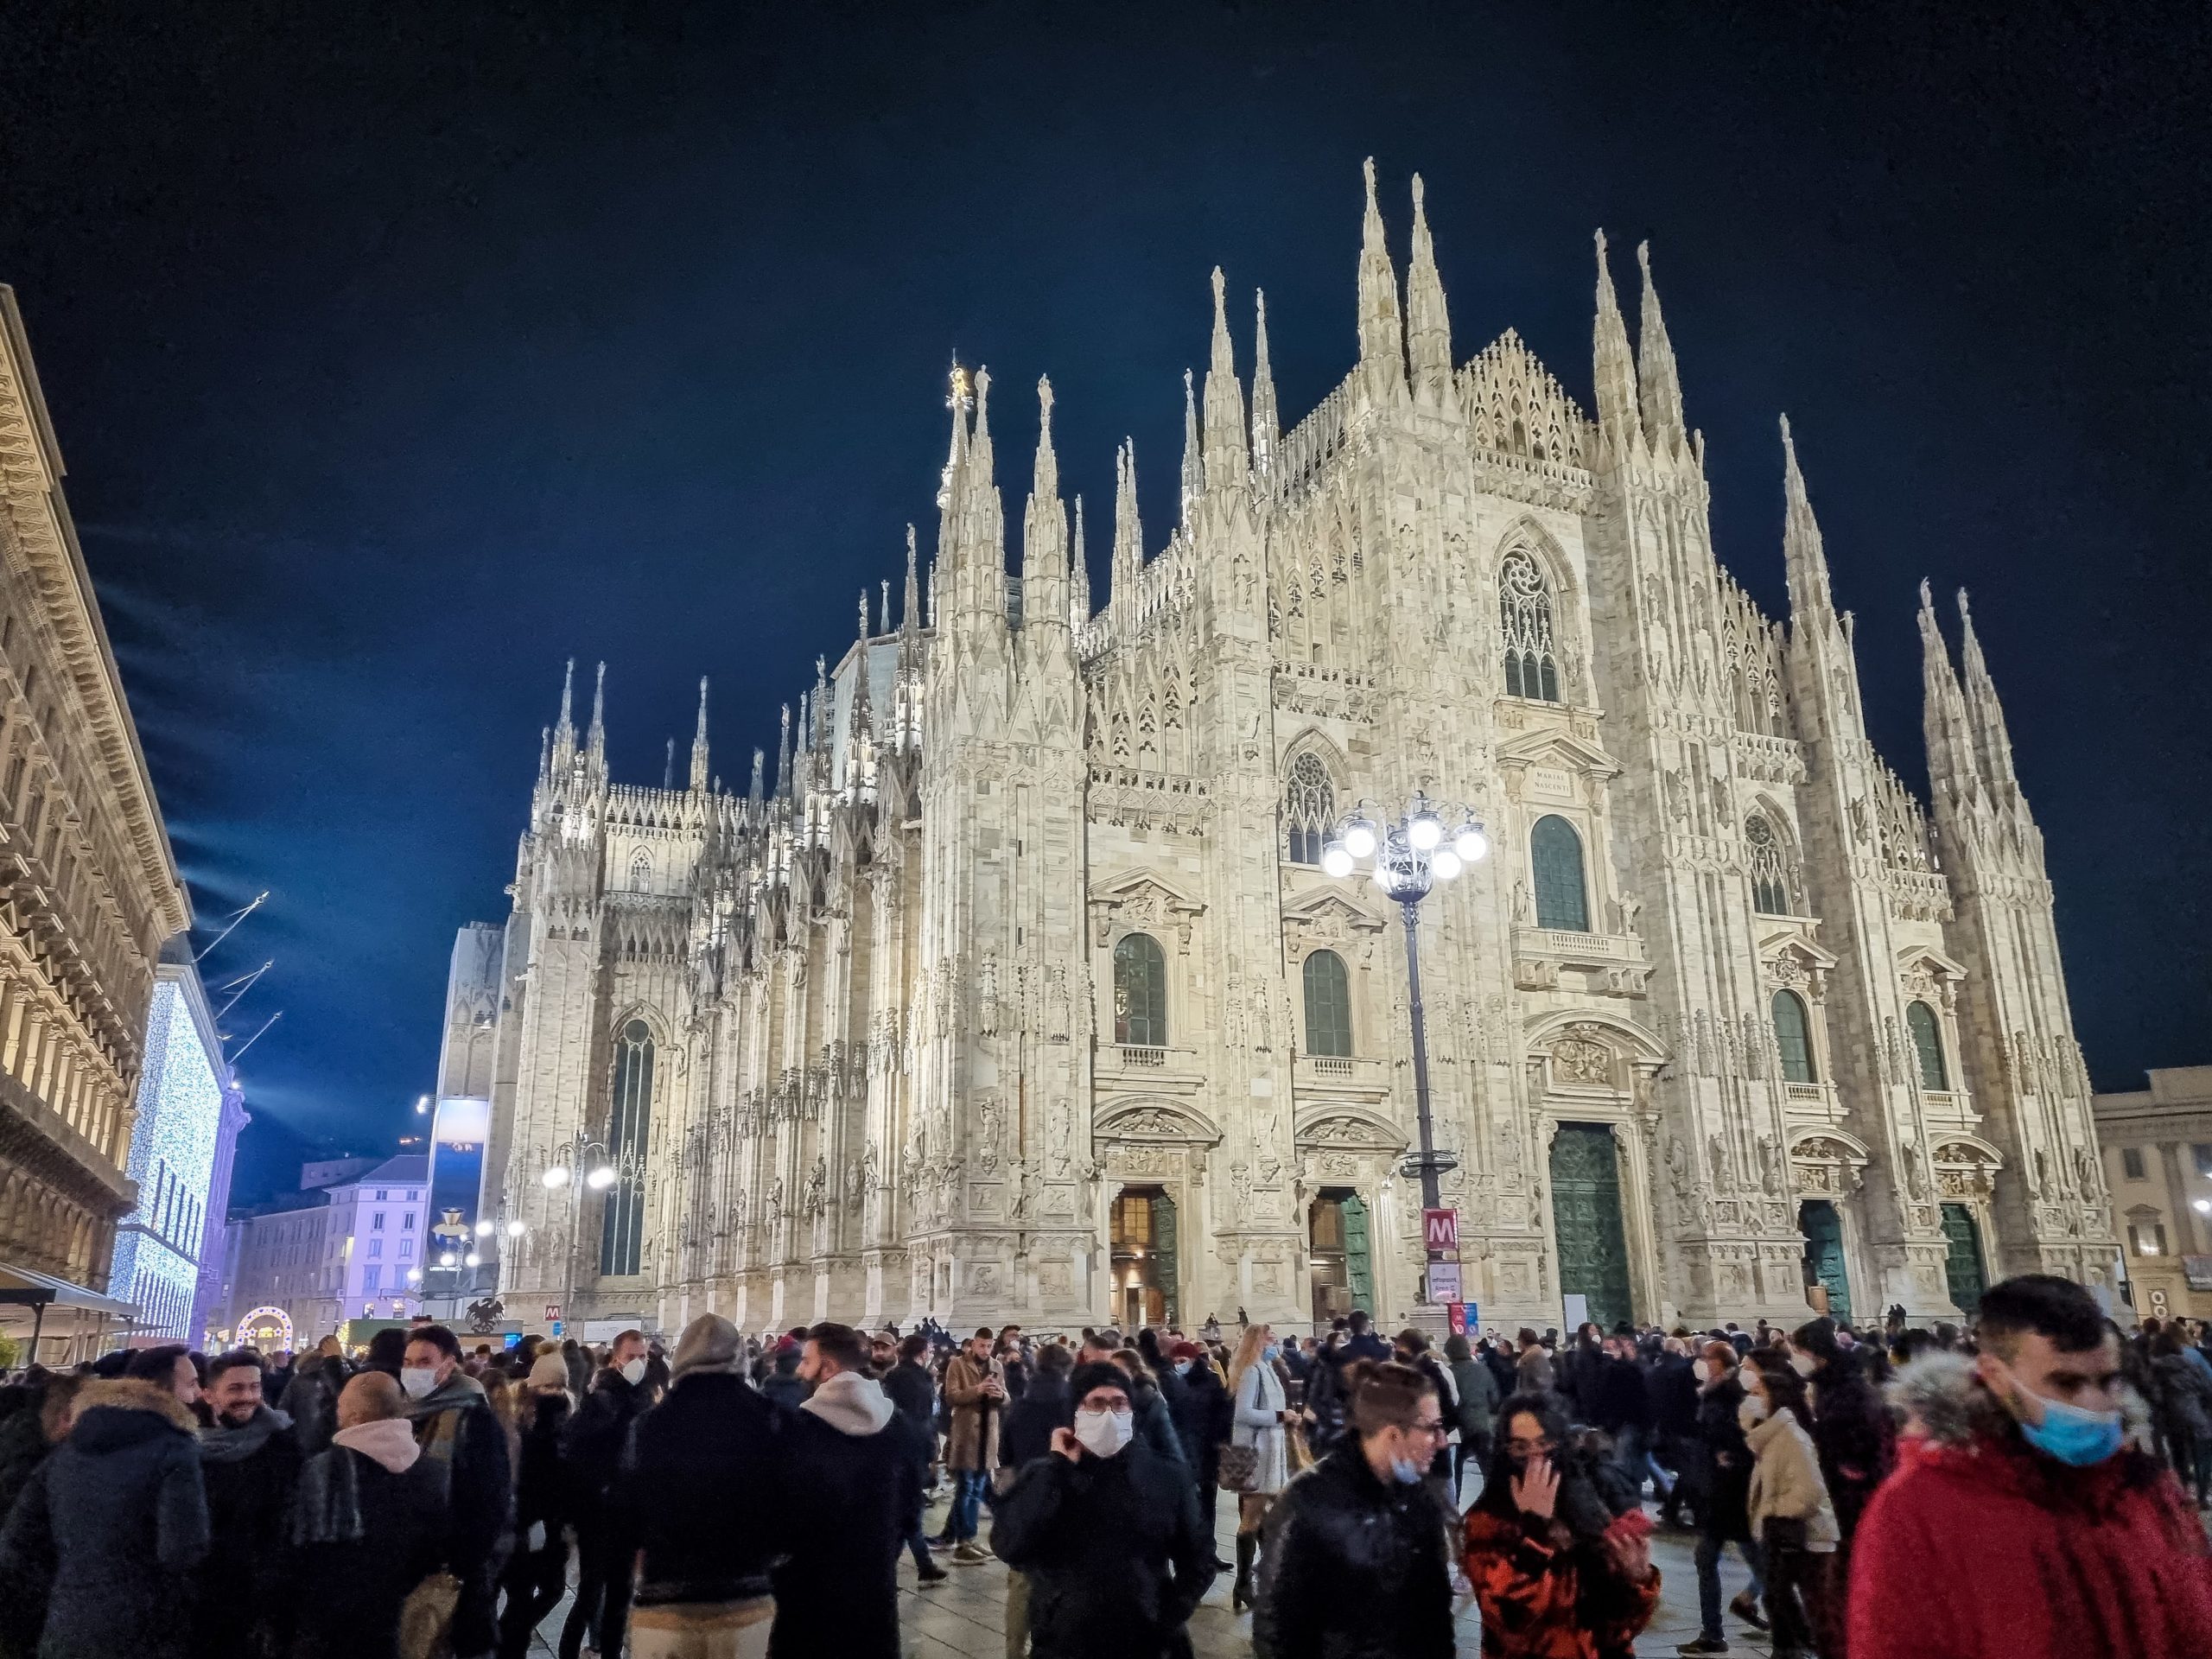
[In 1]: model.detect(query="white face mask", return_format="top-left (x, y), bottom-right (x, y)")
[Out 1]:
top-left (1738, 1393), bottom-right (1770, 1431)
top-left (1789, 1352), bottom-right (1817, 1378)
top-left (1073, 1406), bottom-right (1135, 1458)
top-left (400, 1366), bottom-right (439, 1400)
top-left (620, 1357), bottom-right (648, 1386)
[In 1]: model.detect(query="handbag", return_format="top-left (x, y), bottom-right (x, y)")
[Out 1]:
top-left (398, 1569), bottom-right (461, 1659)
top-left (1285, 1424), bottom-right (1314, 1475)
top-left (1217, 1440), bottom-right (1260, 1493)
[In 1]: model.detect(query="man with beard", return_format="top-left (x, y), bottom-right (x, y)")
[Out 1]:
top-left (194, 1352), bottom-right (302, 1659)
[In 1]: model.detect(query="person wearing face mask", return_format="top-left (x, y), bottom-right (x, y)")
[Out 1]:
top-left (1225, 1322), bottom-right (1295, 1611)
top-left (1251, 1359), bottom-right (1455, 1659)
top-left (990, 1363), bottom-right (1216, 1659)
top-left (556, 1327), bottom-right (652, 1659)
top-left (1679, 1338), bottom-right (1768, 1654)
top-left (494, 1354), bottom-right (576, 1659)
top-left (1788, 1318), bottom-right (1894, 1552)
top-left (1164, 1338), bottom-right (1235, 1571)
top-left (1736, 1348), bottom-right (1836, 1659)
top-left (1851, 1275), bottom-right (2212, 1659)
top-left (1462, 1391), bottom-right (1660, 1659)
top-left (399, 1324), bottom-right (512, 1659)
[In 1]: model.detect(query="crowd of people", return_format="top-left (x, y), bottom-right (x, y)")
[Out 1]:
top-left (0, 1277), bottom-right (2205, 1658)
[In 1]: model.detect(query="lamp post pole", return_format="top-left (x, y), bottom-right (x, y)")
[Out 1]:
top-left (543, 1131), bottom-right (616, 1334)
top-left (1397, 897), bottom-right (1444, 1213)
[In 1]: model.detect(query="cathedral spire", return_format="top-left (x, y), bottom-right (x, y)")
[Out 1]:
top-left (552, 658), bottom-right (576, 767)
top-left (1635, 241), bottom-right (1688, 456)
top-left (957, 366), bottom-right (1007, 627)
top-left (748, 747), bottom-right (765, 804)
top-left (1405, 173), bottom-right (1453, 404)
top-left (774, 701), bottom-right (792, 800)
top-left (690, 676), bottom-right (710, 791)
top-left (1111, 440), bottom-right (1143, 613)
top-left (1179, 369), bottom-right (1203, 529)
top-left (1956, 589), bottom-right (2023, 801)
top-left (587, 661), bottom-right (606, 766)
top-left (1779, 415), bottom-right (1836, 626)
top-left (1202, 267), bottom-right (1249, 493)
top-left (1591, 232), bottom-right (1643, 451)
top-left (1249, 289), bottom-right (1279, 481)
top-left (902, 524), bottom-right (920, 632)
top-left (1021, 374), bottom-right (1070, 638)
top-left (1356, 156), bottom-right (1406, 392)
top-left (1918, 580), bottom-right (1983, 810)
top-left (1069, 493), bottom-right (1091, 625)
top-left (537, 724), bottom-right (550, 787)
top-left (850, 598), bottom-right (874, 736)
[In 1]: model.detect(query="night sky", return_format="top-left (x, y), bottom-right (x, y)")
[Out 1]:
top-left (0, 5), bottom-right (2202, 1205)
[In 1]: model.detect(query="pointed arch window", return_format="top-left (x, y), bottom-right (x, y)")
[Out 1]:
top-left (1283, 753), bottom-right (1334, 866)
top-left (1500, 550), bottom-right (1560, 702)
top-left (1772, 990), bottom-right (1817, 1084)
top-left (1112, 934), bottom-right (1168, 1047)
top-left (599, 1019), bottom-right (654, 1276)
top-left (1530, 814), bottom-right (1588, 931)
top-left (1745, 814), bottom-right (1796, 915)
top-left (1906, 1001), bottom-right (1948, 1090)
top-left (1302, 950), bottom-right (1353, 1058)
top-left (628, 848), bottom-right (652, 892)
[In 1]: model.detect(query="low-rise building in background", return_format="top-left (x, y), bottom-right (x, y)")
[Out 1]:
top-left (2095, 1065), bottom-right (2212, 1324)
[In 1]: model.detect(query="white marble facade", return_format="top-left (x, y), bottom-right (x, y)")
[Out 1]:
top-left (475, 162), bottom-right (2116, 1340)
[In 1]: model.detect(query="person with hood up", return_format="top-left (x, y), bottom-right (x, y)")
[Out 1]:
top-left (289, 1371), bottom-right (450, 1659)
top-left (990, 1361), bottom-right (1216, 1659)
top-left (620, 1315), bottom-right (783, 1659)
top-left (495, 1354), bottom-right (575, 1659)
top-left (195, 1351), bottom-right (302, 1659)
top-left (1850, 1274), bottom-right (2212, 1659)
top-left (1253, 1357), bottom-right (1457, 1659)
top-left (768, 1322), bottom-right (915, 1659)
top-left (1445, 1332), bottom-right (1501, 1492)
top-left (557, 1328), bottom-right (650, 1659)
top-left (0, 1368), bottom-right (210, 1659)
top-left (1108, 1347), bottom-right (1190, 1471)
top-left (400, 1325), bottom-right (512, 1659)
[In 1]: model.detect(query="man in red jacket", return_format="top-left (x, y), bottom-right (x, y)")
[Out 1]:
top-left (1849, 1274), bottom-right (2212, 1659)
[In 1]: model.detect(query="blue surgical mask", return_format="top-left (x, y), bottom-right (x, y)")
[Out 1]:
top-left (1389, 1455), bottom-right (1423, 1484)
top-left (1262, 1344), bottom-right (1280, 1363)
top-left (2016, 1392), bottom-right (2124, 1467)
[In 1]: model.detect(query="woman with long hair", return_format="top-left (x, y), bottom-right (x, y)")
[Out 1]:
top-left (1464, 1390), bottom-right (1661, 1659)
top-left (1738, 1346), bottom-right (1838, 1659)
top-left (1226, 1322), bottom-right (1294, 1611)
top-left (1252, 1359), bottom-right (1455, 1658)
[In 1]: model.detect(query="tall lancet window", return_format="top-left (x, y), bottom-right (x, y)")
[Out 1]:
top-left (1113, 934), bottom-right (1168, 1047)
top-left (1500, 550), bottom-right (1561, 702)
top-left (1283, 753), bottom-right (1334, 866)
top-left (1745, 814), bottom-right (1796, 915)
top-left (600, 1019), bottom-right (655, 1276)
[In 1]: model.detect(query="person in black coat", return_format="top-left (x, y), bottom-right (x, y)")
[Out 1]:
top-left (1166, 1339), bottom-right (1233, 1548)
top-left (289, 1371), bottom-right (449, 1659)
top-left (1789, 1319), bottom-right (1895, 1542)
top-left (1001, 1344), bottom-right (1074, 1469)
top-left (1646, 1338), bottom-right (1701, 1527)
top-left (769, 1323), bottom-right (918, 1659)
top-left (1252, 1358), bottom-right (1456, 1659)
top-left (991, 1362), bottom-right (1217, 1659)
top-left (617, 1316), bottom-right (784, 1655)
top-left (556, 1330), bottom-right (650, 1659)
top-left (1585, 1336), bottom-right (1654, 1489)
top-left (0, 1375), bottom-right (211, 1659)
top-left (1105, 1349), bottom-right (1188, 1471)
top-left (496, 1356), bottom-right (575, 1659)
top-left (1682, 1338), bottom-right (1767, 1650)
top-left (195, 1351), bottom-right (303, 1659)
top-left (399, 1325), bottom-right (514, 1659)
top-left (876, 1333), bottom-right (944, 1581)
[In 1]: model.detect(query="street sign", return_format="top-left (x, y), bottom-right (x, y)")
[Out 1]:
top-left (544, 1304), bottom-right (561, 1323)
top-left (1427, 1262), bottom-right (1462, 1303)
top-left (1422, 1207), bottom-right (1459, 1255)
top-left (549, 1321), bottom-right (563, 1338)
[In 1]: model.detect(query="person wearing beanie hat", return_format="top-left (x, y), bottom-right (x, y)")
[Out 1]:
top-left (498, 1351), bottom-right (578, 1659)
top-left (1163, 1338), bottom-right (1236, 1573)
top-left (991, 1359), bottom-right (1217, 1658)
top-left (619, 1313), bottom-right (781, 1658)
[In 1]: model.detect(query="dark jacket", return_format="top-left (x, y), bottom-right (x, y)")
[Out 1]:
top-left (0, 1395), bottom-right (53, 1528)
top-left (1170, 1362), bottom-right (1234, 1491)
top-left (759, 1351), bottom-right (808, 1414)
top-left (512, 1391), bottom-right (573, 1538)
top-left (1646, 1353), bottom-right (1700, 1440)
top-left (769, 1375), bottom-right (915, 1659)
top-left (1449, 1357), bottom-right (1501, 1442)
top-left (1480, 1344), bottom-right (1518, 1403)
top-left (1805, 1350), bottom-right (1895, 1540)
top-left (1126, 1371), bottom-right (1187, 1471)
top-left (287, 1442), bottom-right (448, 1659)
top-left (277, 1357), bottom-right (347, 1459)
top-left (404, 1371), bottom-right (512, 1657)
top-left (195, 1407), bottom-right (303, 1659)
top-left (1586, 1355), bottom-right (1649, 1436)
top-left (881, 1357), bottom-right (935, 1434)
top-left (991, 1441), bottom-right (1217, 1659)
top-left (1253, 1445), bottom-right (1456, 1659)
top-left (620, 1371), bottom-right (779, 1607)
top-left (1690, 1372), bottom-right (1755, 1543)
top-left (0, 1377), bottom-right (211, 1659)
top-left (560, 1367), bottom-right (648, 1514)
top-left (1001, 1372), bottom-right (1071, 1471)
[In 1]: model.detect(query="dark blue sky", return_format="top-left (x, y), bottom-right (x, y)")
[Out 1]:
top-left (0, 4), bottom-right (2202, 1205)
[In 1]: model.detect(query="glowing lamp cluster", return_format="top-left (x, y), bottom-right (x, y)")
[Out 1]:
top-left (1320, 791), bottom-right (1491, 899)
top-left (540, 1160), bottom-right (619, 1191)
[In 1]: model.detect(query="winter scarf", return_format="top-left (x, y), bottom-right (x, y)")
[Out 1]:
top-left (198, 1404), bottom-right (293, 1465)
top-left (799, 1370), bottom-right (895, 1435)
top-left (293, 1443), bottom-right (367, 1546)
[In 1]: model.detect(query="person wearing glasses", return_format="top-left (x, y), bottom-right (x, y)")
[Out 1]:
top-left (1463, 1392), bottom-right (1662, 1659)
top-left (1251, 1359), bottom-right (1457, 1659)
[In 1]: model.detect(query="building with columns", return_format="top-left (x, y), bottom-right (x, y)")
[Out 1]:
top-left (475, 162), bottom-right (2114, 1340)
top-left (2094, 1067), bottom-right (2212, 1325)
top-left (0, 289), bottom-right (192, 1363)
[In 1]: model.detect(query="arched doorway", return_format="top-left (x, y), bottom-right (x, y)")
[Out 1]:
top-left (1549, 1123), bottom-right (1633, 1331)
top-left (1939, 1202), bottom-right (1987, 1315)
top-left (1798, 1199), bottom-right (1852, 1324)
top-left (1307, 1191), bottom-right (1374, 1328)
top-left (1110, 1186), bottom-right (1179, 1331)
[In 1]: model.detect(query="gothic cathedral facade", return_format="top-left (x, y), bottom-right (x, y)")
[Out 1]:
top-left (475, 162), bottom-right (2115, 1339)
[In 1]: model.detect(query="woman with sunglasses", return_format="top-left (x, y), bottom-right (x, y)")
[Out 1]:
top-left (1464, 1391), bottom-right (1662, 1659)
top-left (1250, 1359), bottom-right (1457, 1659)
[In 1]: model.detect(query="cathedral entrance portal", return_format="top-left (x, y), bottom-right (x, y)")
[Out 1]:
top-left (1939, 1202), bottom-right (1987, 1315)
top-left (1798, 1199), bottom-right (1852, 1325)
top-left (1111, 1186), bottom-right (1179, 1332)
top-left (1549, 1124), bottom-right (1634, 1332)
top-left (1307, 1191), bottom-right (1375, 1329)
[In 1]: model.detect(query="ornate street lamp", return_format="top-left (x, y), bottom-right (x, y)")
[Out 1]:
top-left (538, 1131), bottom-right (632, 1330)
top-left (1322, 791), bottom-right (1491, 1213)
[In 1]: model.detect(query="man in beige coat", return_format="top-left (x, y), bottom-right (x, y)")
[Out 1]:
top-left (938, 1329), bottom-right (1006, 1563)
